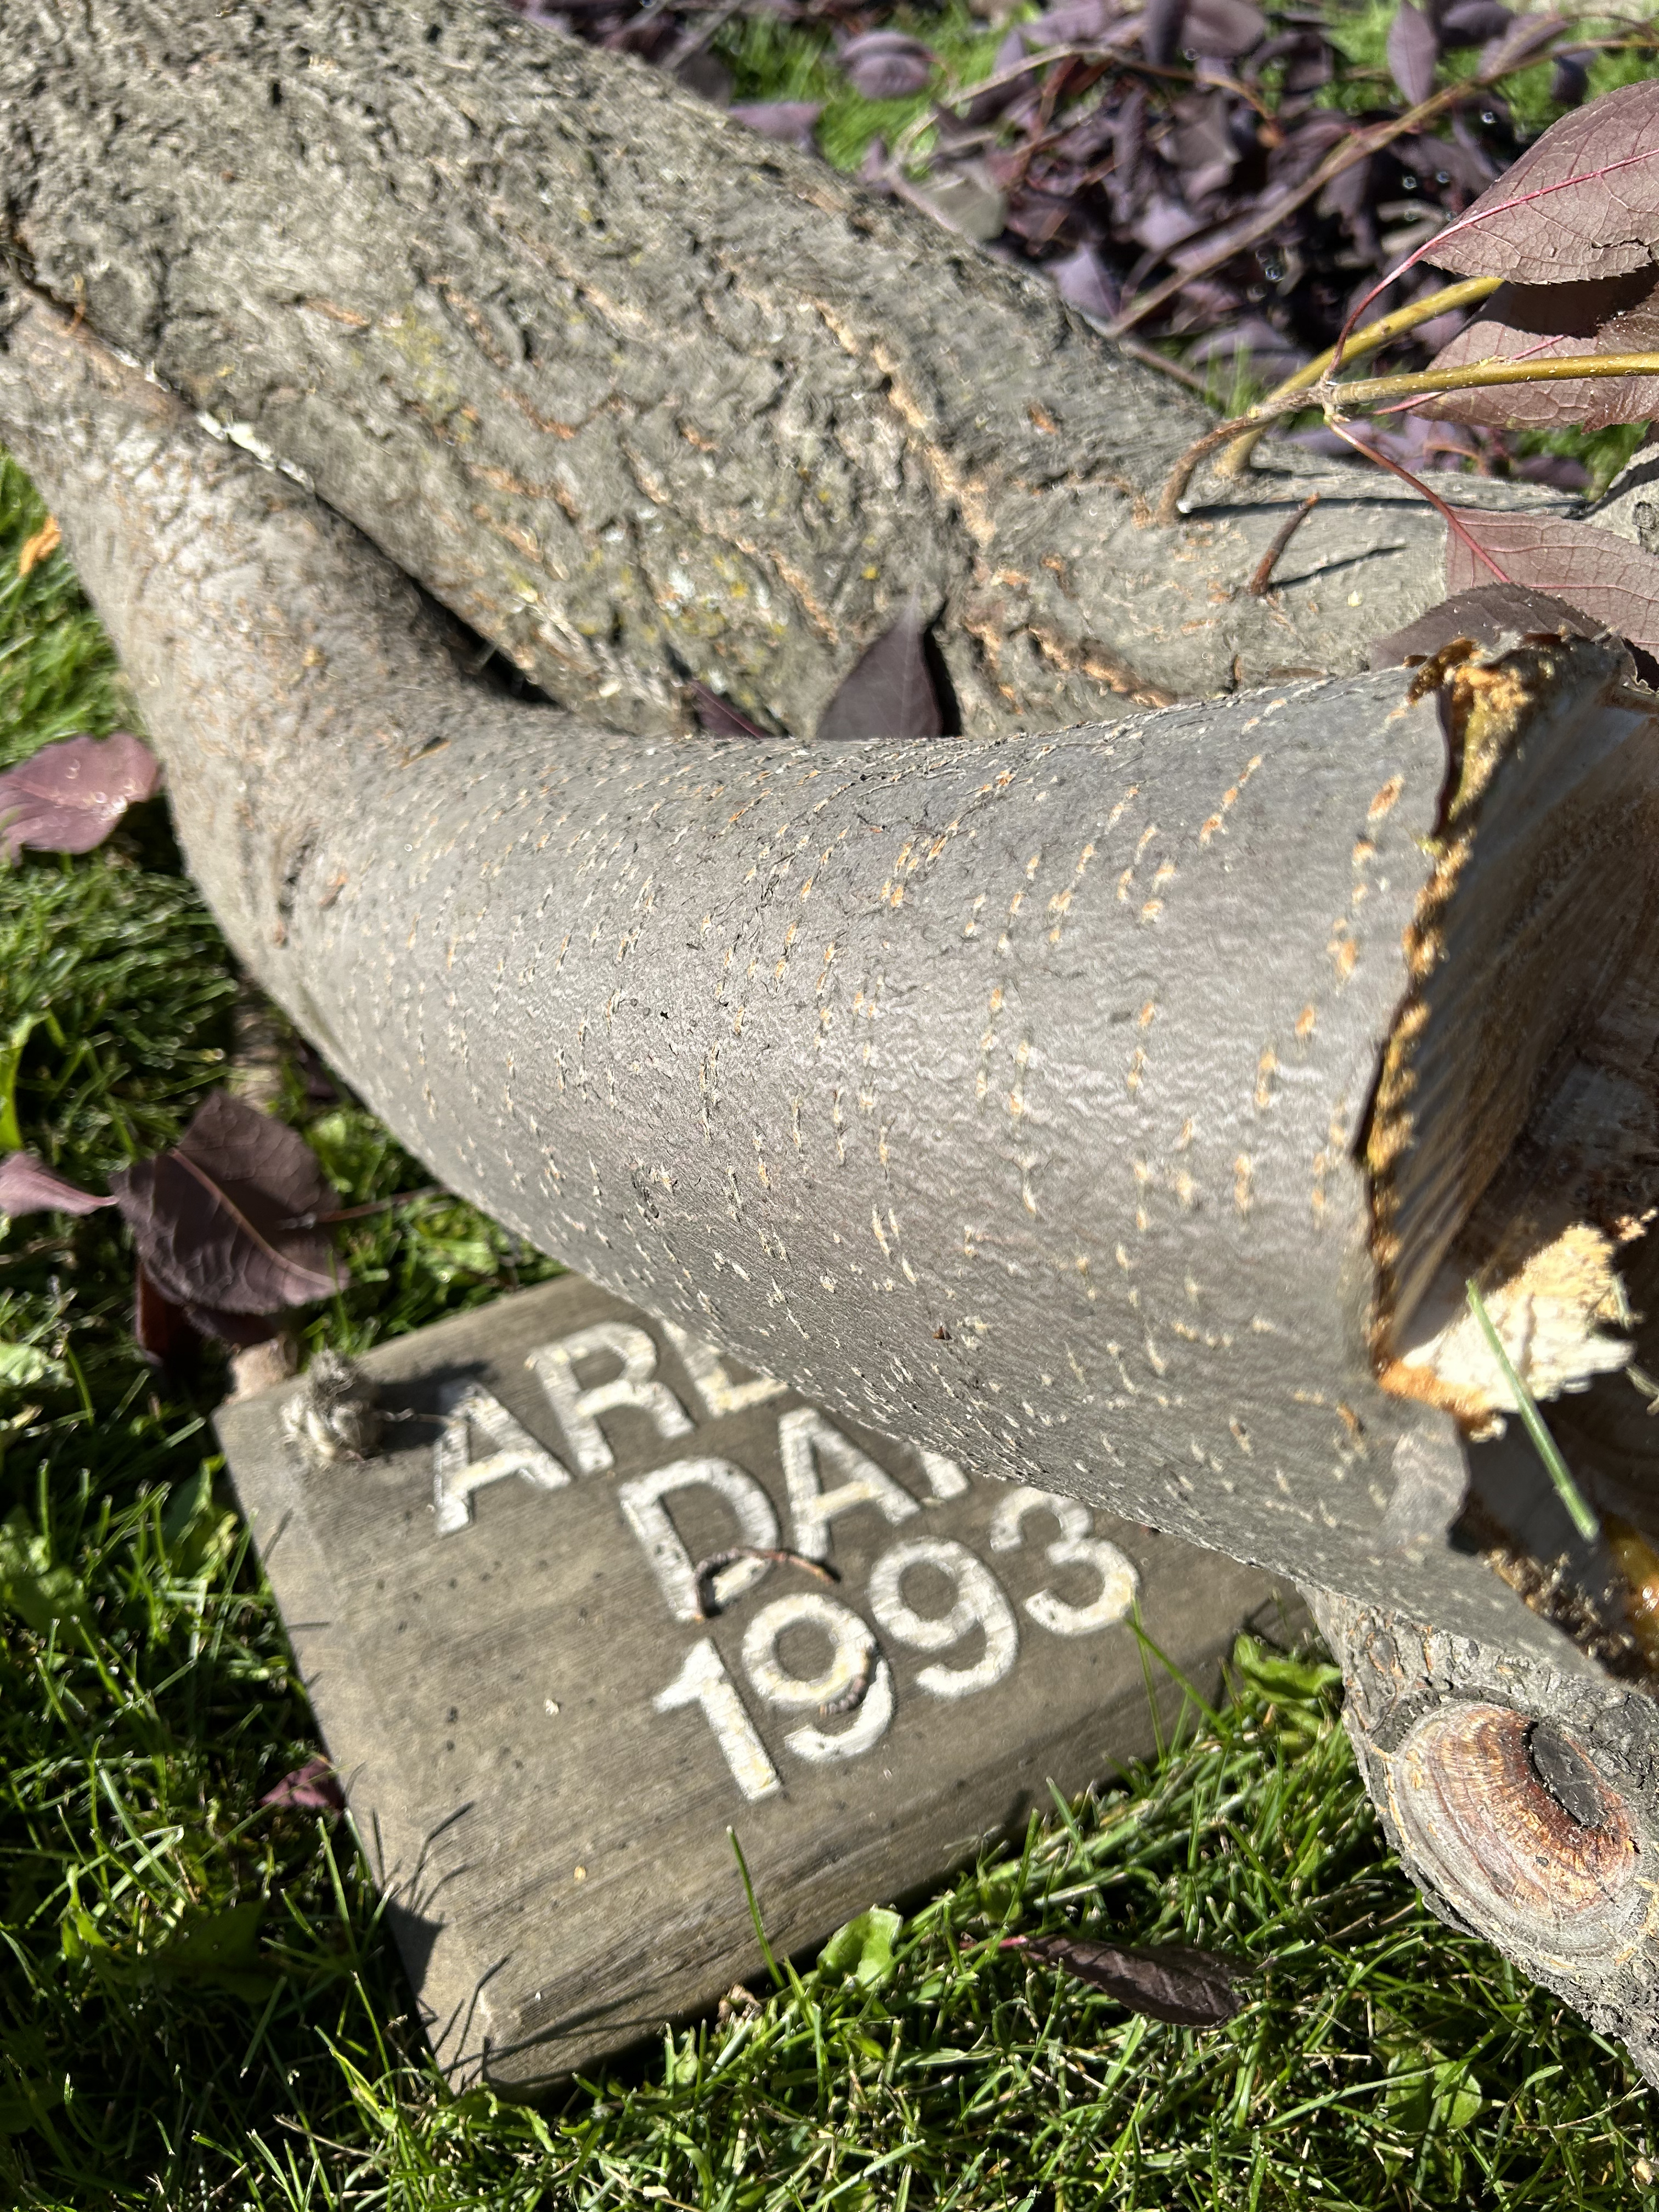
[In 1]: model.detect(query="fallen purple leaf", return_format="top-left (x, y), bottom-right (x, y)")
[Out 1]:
top-left (1050, 242), bottom-right (1122, 321)
top-left (817, 601), bottom-right (946, 741)
top-left (1551, 49), bottom-right (1590, 109)
top-left (1182, 0), bottom-right (1266, 60)
top-left (133, 1263), bottom-right (200, 1370)
top-left (1017, 1931), bottom-right (1245, 2026)
top-left (1369, 581), bottom-right (1599, 668)
top-left (262, 1755), bottom-right (346, 1813)
top-left (727, 101), bottom-right (821, 150)
top-left (1435, 0), bottom-right (1513, 48)
top-left (689, 679), bottom-right (769, 737)
top-left (839, 31), bottom-right (935, 101)
top-left (1386, 0), bottom-right (1440, 108)
top-left (0, 1152), bottom-right (117, 1217)
top-left (1025, 0), bottom-right (1115, 45)
top-left (1513, 452), bottom-right (1590, 491)
top-left (0, 732), bottom-right (161, 861)
top-left (1473, 9), bottom-right (1565, 78)
top-left (110, 1091), bottom-right (344, 1318)
top-left (1426, 78), bottom-right (1659, 286)
top-left (1250, 28), bottom-right (1332, 97)
top-left (1142, 0), bottom-right (1187, 67)
top-left (1188, 315), bottom-right (1310, 381)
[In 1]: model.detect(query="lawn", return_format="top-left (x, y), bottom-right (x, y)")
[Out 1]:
top-left (4, 27), bottom-right (1659, 2202)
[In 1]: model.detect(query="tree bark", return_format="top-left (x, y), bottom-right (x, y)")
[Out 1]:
top-left (9, 1), bottom-right (1659, 2066)
top-left (0, 0), bottom-right (1570, 739)
top-left (5, 284), bottom-right (1655, 1650)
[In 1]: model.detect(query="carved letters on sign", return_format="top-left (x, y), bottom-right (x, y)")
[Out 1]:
top-left (431, 1320), bottom-right (1141, 1804)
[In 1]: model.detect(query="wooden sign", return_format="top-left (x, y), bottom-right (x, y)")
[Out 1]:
top-left (216, 1275), bottom-right (1294, 2089)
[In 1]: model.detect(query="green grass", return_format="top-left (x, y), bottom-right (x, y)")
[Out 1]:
top-left (3, 166), bottom-right (1659, 2208)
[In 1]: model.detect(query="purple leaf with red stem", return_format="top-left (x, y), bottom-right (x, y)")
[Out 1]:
top-left (1444, 509), bottom-right (1659, 667)
top-left (1341, 79), bottom-right (1659, 364)
top-left (1421, 272), bottom-right (1659, 431)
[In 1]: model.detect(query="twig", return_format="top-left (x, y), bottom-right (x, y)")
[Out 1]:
top-left (1334, 133), bottom-right (1659, 373)
top-left (280, 1186), bottom-right (441, 1230)
top-left (1317, 348), bottom-right (1659, 410)
top-left (1116, 336), bottom-right (1213, 396)
top-left (1245, 494), bottom-right (1319, 596)
top-left (1323, 420), bottom-right (1509, 583)
top-left (890, 42), bottom-right (1196, 173)
top-left (693, 1545), bottom-right (840, 1620)
top-left (1217, 275), bottom-right (1503, 479)
top-left (1466, 1279), bottom-right (1599, 1543)
top-left (1156, 348), bottom-right (1659, 523)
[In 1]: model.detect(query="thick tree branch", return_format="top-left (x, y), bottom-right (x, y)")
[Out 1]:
top-left (0, 0), bottom-right (1573, 738)
top-left (5, 289), bottom-right (1655, 1680)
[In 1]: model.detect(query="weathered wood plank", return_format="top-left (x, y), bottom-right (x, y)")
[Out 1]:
top-left (217, 1275), bottom-right (1296, 2087)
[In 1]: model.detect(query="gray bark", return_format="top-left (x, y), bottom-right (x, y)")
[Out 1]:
top-left (0, 0), bottom-right (1570, 740)
top-left (8, 1), bottom-right (1659, 2064)
top-left (3, 289), bottom-right (1650, 1660)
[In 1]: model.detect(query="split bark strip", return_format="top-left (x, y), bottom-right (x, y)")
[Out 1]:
top-left (5, 292), bottom-right (1657, 1669)
top-left (0, 0), bottom-right (1575, 737)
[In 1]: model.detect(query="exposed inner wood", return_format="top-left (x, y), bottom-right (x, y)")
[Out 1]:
top-left (1369, 636), bottom-right (1659, 1427)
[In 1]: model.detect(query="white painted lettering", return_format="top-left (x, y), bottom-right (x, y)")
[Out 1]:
top-left (431, 1382), bottom-right (572, 1537)
top-left (867, 1537), bottom-right (1019, 1699)
top-left (663, 1321), bottom-right (789, 1419)
top-left (528, 1322), bottom-right (693, 1474)
top-left (777, 1407), bottom-right (919, 1562)
top-left (916, 1448), bottom-right (970, 1499)
top-left (988, 1487), bottom-right (1139, 1635)
top-left (653, 1638), bottom-right (781, 1802)
top-left (740, 1591), bottom-right (894, 1763)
